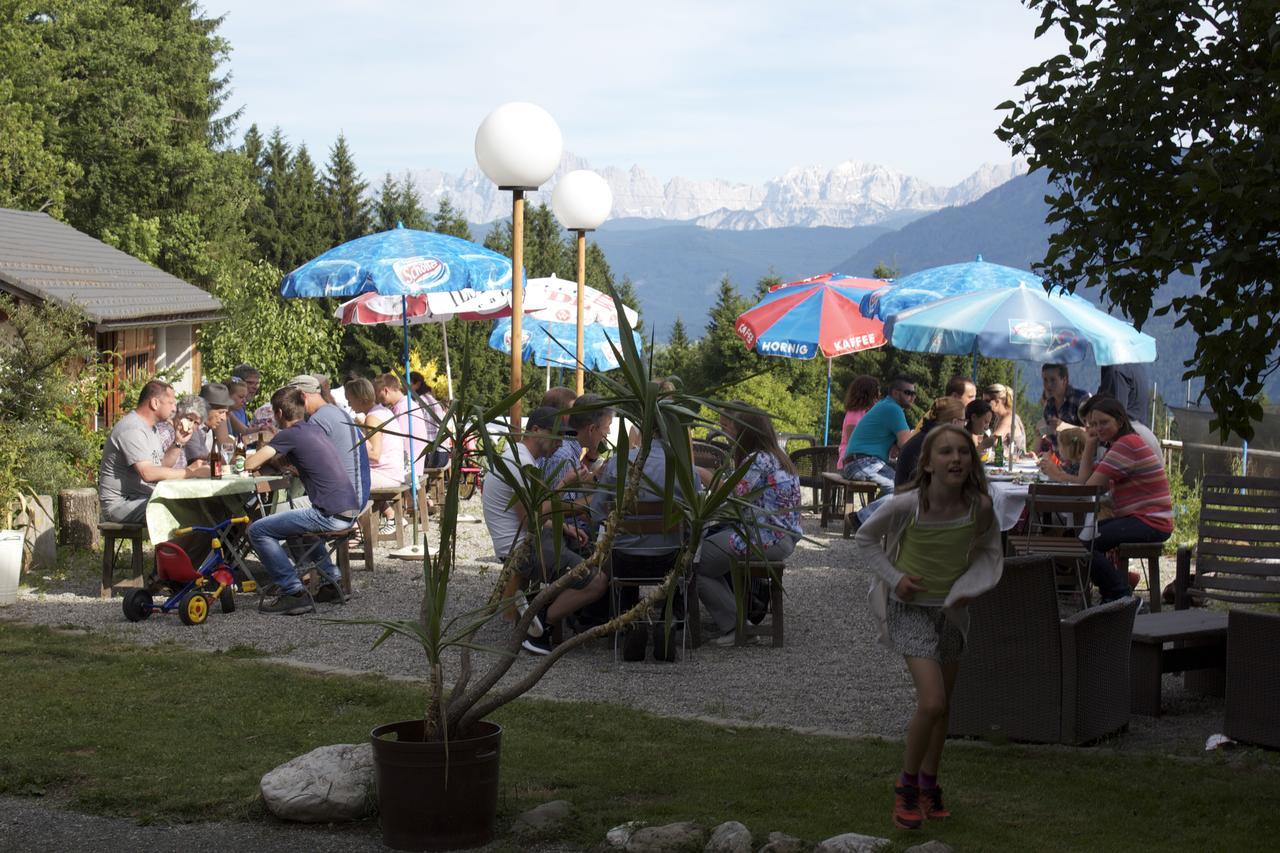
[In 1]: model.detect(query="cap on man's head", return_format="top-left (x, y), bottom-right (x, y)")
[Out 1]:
top-left (199, 382), bottom-right (235, 409)
top-left (523, 406), bottom-right (560, 433)
top-left (288, 374), bottom-right (322, 395)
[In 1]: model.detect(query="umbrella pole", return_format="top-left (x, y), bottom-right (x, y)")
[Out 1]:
top-left (823, 357), bottom-right (832, 443)
top-left (392, 297), bottom-right (423, 559)
top-left (441, 321), bottom-right (454, 401)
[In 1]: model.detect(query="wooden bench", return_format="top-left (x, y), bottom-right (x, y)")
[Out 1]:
top-left (98, 521), bottom-right (148, 598)
top-left (819, 472), bottom-right (879, 538)
top-left (369, 485), bottom-right (410, 548)
top-left (733, 559), bottom-right (786, 647)
top-left (1130, 609), bottom-right (1228, 715)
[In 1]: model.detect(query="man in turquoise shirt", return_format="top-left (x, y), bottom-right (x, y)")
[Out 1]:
top-left (840, 376), bottom-right (917, 529)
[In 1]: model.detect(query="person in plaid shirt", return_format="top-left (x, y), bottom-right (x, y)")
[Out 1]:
top-left (1040, 363), bottom-right (1091, 449)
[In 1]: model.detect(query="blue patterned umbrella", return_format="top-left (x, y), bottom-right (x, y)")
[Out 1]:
top-left (862, 255), bottom-right (1044, 321)
top-left (280, 227), bottom-right (512, 298)
top-left (488, 317), bottom-right (641, 372)
top-left (883, 283), bottom-right (1157, 366)
top-left (280, 227), bottom-right (514, 556)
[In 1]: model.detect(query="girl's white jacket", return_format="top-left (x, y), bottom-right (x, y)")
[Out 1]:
top-left (853, 489), bottom-right (1005, 650)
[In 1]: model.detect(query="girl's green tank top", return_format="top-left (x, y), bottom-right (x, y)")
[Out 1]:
top-left (895, 500), bottom-right (976, 602)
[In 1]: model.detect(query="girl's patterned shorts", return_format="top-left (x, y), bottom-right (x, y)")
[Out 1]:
top-left (886, 599), bottom-right (965, 662)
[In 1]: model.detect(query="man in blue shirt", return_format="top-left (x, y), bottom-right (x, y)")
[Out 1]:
top-left (244, 387), bottom-right (362, 615)
top-left (841, 376), bottom-right (917, 530)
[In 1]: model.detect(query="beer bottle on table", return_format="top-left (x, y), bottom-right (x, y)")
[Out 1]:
top-left (209, 442), bottom-right (222, 479)
top-left (993, 435), bottom-right (1005, 468)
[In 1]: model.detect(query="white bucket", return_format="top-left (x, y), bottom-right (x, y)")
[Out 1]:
top-left (0, 530), bottom-right (23, 605)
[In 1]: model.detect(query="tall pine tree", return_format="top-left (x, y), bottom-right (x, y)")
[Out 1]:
top-left (323, 132), bottom-right (371, 242)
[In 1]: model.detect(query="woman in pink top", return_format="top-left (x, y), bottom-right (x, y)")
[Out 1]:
top-left (840, 375), bottom-right (880, 451)
top-left (1079, 396), bottom-right (1172, 602)
top-left (345, 377), bottom-right (406, 535)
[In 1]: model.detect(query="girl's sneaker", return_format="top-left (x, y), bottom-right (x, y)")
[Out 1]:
top-left (892, 782), bottom-right (923, 830)
top-left (920, 786), bottom-right (951, 819)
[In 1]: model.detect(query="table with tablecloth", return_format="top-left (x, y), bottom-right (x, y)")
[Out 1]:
top-left (145, 475), bottom-right (294, 543)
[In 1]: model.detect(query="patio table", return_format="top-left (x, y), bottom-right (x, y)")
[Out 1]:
top-left (145, 474), bottom-right (293, 543)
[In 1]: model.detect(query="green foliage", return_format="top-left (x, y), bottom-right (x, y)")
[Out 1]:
top-left (1166, 461), bottom-right (1202, 556)
top-left (998, 0), bottom-right (1280, 439)
top-left (0, 0), bottom-right (256, 287)
top-left (198, 259), bottom-right (341, 391)
top-left (373, 172), bottom-right (429, 232)
top-left (322, 132), bottom-right (371, 244)
top-left (0, 295), bottom-right (108, 503)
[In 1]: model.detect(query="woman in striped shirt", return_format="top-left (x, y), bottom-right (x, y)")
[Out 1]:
top-left (1080, 396), bottom-right (1173, 602)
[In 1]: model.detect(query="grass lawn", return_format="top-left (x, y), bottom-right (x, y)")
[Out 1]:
top-left (0, 621), bottom-right (1276, 851)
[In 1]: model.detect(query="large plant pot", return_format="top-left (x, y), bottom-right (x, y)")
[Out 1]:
top-left (370, 719), bottom-right (502, 851)
top-left (0, 530), bottom-right (22, 605)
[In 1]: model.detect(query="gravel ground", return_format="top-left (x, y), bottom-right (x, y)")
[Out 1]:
top-left (2, 510), bottom-right (1226, 757)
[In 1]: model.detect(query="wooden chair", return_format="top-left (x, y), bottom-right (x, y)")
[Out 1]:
top-left (293, 527), bottom-right (357, 601)
top-left (610, 499), bottom-right (700, 659)
top-left (369, 485), bottom-right (409, 548)
top-left (788, 445), bottom-right (839, 510)
top-left (1173, 474), bottom-right (1280, 609)
top-left (1010, 483), bottom-right (1105, 608)
top-left (1117, 541), bottom-right (1165, 612)
top-left (98, 521), bottom-right (148, 597)
top-left (731, 557), bottom-right (786, 647)
top-left (818, 472), bottom-right (879, 537)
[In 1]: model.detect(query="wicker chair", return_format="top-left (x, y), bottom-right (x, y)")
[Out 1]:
top-left (948, 555), bottom-right (1139, 745)
top-left (1224, 610), bottom-right (1280, 749)
top-left (788, 445), bottom-right (839, 510)
top-left (692, 440), bottom-right (729, 471)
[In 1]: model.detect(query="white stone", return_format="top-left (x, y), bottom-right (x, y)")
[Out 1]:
top-left (757, 831), bottom-right (807, 853)
top-left (813, 832), bottom-right (891, 853)
top-left (607, 821), bottom-right (645, 848)
top-left (259, 743), bottom-right (374, 823)
top-left (705, 820), bottom-right (752, 853)
top-left (513, 799), bottom-right (576, 839)
top-left (904, 842), bottom-right (954, 853)
top-left (626, 820), bottom-right (706, 853)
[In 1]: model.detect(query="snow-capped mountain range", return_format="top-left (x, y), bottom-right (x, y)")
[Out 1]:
top-left (404, 155), bottom-right (1027, 230)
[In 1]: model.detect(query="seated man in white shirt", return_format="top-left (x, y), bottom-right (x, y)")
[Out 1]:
top-left (481, 406), bottom-right (606, 655)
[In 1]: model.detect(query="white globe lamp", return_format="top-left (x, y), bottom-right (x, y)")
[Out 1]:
top-left (553, 170), bottom-right (613, 394)
top-left (474, 103), bottom-right (564, 427)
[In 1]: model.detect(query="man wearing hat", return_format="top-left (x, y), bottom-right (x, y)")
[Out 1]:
top-left (183, 382), bottom-right (235, 466)
top-left (482, 406), bottom-right (605, 655)
top-left (288, 374), bottom-right (367, 505)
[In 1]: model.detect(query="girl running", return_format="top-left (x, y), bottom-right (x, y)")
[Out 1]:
top-left (854, 424), bottom-right (1004, 830)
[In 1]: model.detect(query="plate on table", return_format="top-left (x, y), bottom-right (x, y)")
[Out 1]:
top-left (986, 472), bottom-right (1019, 482)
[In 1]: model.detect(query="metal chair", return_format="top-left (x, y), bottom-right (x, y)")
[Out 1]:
top-left (609, 499), bottom-right (700, 661)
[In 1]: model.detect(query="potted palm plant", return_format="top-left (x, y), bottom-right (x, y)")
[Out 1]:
top-left (349, 298), bottom-right (756, 851)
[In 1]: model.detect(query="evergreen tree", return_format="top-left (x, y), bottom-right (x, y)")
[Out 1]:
top-left (397, 173), bottom-right (429, 231)
top-left (285, 144), bottom-right (331, 267)
top-left (374, 173), bottom-right (401, 232)
top-left (322, 132), bottom-right (371, 242)
top-left (1, 0), bottom-right (256, 285)
top-left (432, 195), bottom-right (471, 240)
top-left (524, 203), bottom-right (570, 279)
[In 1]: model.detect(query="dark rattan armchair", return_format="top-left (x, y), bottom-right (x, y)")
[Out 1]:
top-left (948, 556), bottom-right (1139, 745)
top-left (788, 444), bottom-right (839, 510)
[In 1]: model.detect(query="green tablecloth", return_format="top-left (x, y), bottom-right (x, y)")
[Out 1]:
top-left (145, 476), bottom-right (291, 542)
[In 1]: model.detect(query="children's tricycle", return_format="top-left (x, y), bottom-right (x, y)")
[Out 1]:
top-left (122, 515), bottom-right (252, 626)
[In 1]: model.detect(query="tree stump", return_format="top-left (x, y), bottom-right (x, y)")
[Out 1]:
top-left (59, 487), bottom-right (100, 549)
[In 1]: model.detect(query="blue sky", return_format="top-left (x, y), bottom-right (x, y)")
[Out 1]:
top-left (212, 0), bottom-right (1064, 187)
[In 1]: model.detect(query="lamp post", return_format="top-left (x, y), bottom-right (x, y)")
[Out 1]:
top-left (552, 170), bottom-right (613, 395)
top-left (475, 102), bottom-right (563, 429)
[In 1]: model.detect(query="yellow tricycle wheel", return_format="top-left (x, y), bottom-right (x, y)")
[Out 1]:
top-left (179, 590), bottom-right (209, 626)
